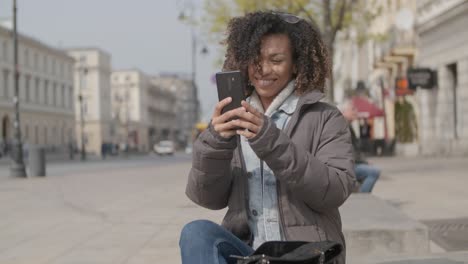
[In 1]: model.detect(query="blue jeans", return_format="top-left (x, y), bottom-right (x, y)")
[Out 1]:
top-left (355, 163), bottom-right (380, 193)
top-left (179, 220), bottom-right (254, 264)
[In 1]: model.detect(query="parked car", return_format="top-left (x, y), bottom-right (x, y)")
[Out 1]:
top-left (153, 140), bottom-right (175, 156)
top-left (185, 144), bottom-right (193, 154)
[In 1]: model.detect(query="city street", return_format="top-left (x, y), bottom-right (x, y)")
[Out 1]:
top-left (0, 154), bottom-right (467, 263)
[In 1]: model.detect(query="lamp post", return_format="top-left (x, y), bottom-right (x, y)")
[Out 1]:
top-left (124, 86), bottom-right (130, 155)
top-left (179, 4), bottom-right (208, 144)
top-left (10, 0), bottom-right (27, 177)
top-left (78, 62), bottom-right (87, 161)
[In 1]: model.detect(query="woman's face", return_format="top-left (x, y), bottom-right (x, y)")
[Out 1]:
top-left (248, 33), bottom-right (295, 102)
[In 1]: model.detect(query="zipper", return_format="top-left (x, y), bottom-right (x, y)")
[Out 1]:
top-left (237, 136), bottom-right (253, 245)
top-left (276, 181), bottom-right (288, 240)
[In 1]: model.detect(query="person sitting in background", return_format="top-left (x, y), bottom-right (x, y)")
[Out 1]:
top-left (340, 100), bottom-right (380, 193)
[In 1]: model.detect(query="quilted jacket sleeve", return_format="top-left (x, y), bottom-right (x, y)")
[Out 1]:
top-left (249, 107), bottom-right (355, 212)
top-left (185, 123), bottom-right (238, 210)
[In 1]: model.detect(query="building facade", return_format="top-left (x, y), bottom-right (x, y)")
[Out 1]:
top-left (415, 0), bottom-right (468, 155)
top-left (151, 74), bottom-right (195, 148)
top-left (111, 70), bottom-right (178, 152)
top-left (0, 25), bottom-right (75, 153)
top-left (333, 0), bottom-right (418, 155)
top-left (67, 48), bottom-right (113, 156)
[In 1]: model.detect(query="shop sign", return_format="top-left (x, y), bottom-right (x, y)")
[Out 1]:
top-left (407, 68), bottom-right (436, 89)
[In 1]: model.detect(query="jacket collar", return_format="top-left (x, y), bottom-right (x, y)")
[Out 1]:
top-left (296, 90), bottom-right (325, 109)
top-left (248, 80), bottom-right (296, 117)
top-left (278, 93), bottom-right (299, 115)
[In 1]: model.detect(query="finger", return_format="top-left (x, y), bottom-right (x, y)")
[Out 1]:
top-left (213, 97), bottom-right (232, 118)
top-left (237, 129), bottom-right (256, 139)
top-left (231, 119), bottom-right (259, 133)
top-left (214, 119), bottom-right (244, 132)
top-left (236, 111), bottom-right (263, 126)
top-left (241, 100), bottom-right (262, 117)
top-left (217, 107), bottom-right (246, 124)
top-left (220, 130), bottom-right (237, 139)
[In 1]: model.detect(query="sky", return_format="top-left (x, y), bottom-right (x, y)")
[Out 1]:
top-left (0, 0), bottom-right (221, 122)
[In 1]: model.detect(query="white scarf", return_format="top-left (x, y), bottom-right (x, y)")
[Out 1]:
top-left (248, 80), bottom-right (296, 117)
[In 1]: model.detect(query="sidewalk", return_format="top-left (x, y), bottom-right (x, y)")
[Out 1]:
top-left (370, 156), bottom-right (468, 258)
top-left (0, 155), bottom-right (466, 263)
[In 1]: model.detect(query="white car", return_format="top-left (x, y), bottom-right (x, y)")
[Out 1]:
top-left (185, 145), bottom-right (193, 154)
top-left (153, 140), bottom-right (175, 156)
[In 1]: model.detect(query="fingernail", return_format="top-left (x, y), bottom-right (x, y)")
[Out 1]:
top-left (227, 97), bottom-right (232, 101)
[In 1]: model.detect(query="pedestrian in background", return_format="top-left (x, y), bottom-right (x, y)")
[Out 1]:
top-left (340, 100), bottom-right (380, 193)
top-left (179, 11), bottom-right (355, 264)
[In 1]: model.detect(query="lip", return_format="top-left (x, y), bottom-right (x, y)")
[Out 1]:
top-left (255, 78), bottom-right (277, 87)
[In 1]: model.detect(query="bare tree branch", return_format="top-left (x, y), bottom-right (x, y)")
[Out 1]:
top-left (295, 1), bottom-right (315, 23)
top-left (332, 0), bottom-right (348, 43)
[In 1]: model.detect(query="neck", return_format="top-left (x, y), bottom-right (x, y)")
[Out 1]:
top-left (259, 96), bottom-right (273, 111)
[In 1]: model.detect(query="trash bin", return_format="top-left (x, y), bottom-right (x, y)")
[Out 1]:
top-left (29, 146), bottom-right (46, 177)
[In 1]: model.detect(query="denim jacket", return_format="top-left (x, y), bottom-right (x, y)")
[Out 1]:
top-left (242, 83), bottom-right (299, 248)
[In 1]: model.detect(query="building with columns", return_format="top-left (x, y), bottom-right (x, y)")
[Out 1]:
top-left (67, 48), bottom-right (113, 156)
top-left (415, 0), bottom-right (468, 156)
top-left (0, 25), bottom-right (75, 153)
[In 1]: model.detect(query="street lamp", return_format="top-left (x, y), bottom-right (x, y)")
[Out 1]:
top-left (10, 0), bottom-right (27, 177)
top-left (78, 60), bottom-right (87, 161)
top-left (179, 6), bottom-right (208, 142)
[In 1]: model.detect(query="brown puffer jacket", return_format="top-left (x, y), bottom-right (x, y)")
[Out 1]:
top-left (186, 90), bottom-right (356, 264)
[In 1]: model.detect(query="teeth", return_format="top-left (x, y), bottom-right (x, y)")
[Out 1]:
top-left (258, 79), bottom-right (274, 86)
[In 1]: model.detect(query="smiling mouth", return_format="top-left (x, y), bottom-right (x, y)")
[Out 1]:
top-left (256, 78), bottom-right (276, 87)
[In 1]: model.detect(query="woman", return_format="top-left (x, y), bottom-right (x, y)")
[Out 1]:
top-left (179, 11), bottom-right (355, 264)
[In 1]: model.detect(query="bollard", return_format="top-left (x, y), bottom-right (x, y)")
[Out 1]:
top-left (28, 146), bottom-right (46, 177)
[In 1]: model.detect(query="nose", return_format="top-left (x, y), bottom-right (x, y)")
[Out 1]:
top-left (259, 60), bottom-right (272, 75)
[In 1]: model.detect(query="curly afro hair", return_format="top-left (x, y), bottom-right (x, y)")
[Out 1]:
top-left (222, 11), bottom-right (330, 96)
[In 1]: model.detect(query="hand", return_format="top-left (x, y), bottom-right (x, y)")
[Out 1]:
top-left (211, 97), bottom-right (248, 139)
top-left (232, 100), bottom-right (264, 139)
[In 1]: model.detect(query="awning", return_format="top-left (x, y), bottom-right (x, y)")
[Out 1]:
top-left (352, 96), bottom-right (384, 118)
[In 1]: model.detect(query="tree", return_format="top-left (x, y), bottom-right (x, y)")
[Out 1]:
top-left (200, 0), bottom-right (381, 101)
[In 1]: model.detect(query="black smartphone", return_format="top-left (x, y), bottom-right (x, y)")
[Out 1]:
top-left (215, 70), bottom-right (245, 115)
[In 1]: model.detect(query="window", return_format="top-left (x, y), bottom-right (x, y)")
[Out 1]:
top-left (52, 59), bottom-right (56, 75)
top-left (44, 127), bottom-right (48, 144)
top-left (25, 75), bottom-right (30, 102)
top-left (2, 41), bottom-right (7, 61)
top-left (44, 80), bottom-right (49, 104)
top-left (69, 86), bottom-right (74, 109)
top-left (35, 125), bottom-right (39, 144)
top-left (34, 52), bottom-right (38, 68)
top-left (43, 55), bottom-right (48, 73)
top-left (52, 83), bottom-right (57, 106)
top-left (52, 127), bottom-right (57, 145)
top-left (447, 63), bottom-right (458, 139)
top-left (35, 77), bottom-right (40, 103)
top-left (62, 84), bottom-right (66, 107)
top-left (80, 55), bottom-right (86, 62)
top-left (83, 99), bottom-right (88, 115)
top-left (2, 70), bottom-right (9, 98)
top-left (24, 125), bottom-right (29, 141)
top-left (24, 49), bottom-right (29, 67)
top-left (61, 125), bottom-right (65, 144)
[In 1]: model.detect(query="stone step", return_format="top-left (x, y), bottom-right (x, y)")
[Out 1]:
top-left (341, 194), bottom-right (430, 263)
